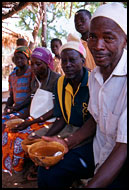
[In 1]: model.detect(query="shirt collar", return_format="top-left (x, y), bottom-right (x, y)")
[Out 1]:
top-left (112, 49), bottom-right (127, 76)
top-left (64, 67), bottom-right (88, 87)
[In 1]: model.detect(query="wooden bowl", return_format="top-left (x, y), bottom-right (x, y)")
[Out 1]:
top-left (28, 140), bottom-right (65, 167)
top-left (5, 118), bottom-right (24, 130)
top-left (21, 138), bottom-right (42, 153)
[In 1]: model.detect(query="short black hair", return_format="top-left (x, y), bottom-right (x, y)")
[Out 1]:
top-left (75, 9), bottom-right (91, 19)
top-left (16, 38), bottom-right (28, 46)
top-left (51, 38), bottom-right (62, 46)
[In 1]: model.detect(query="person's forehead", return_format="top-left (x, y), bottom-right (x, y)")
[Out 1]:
top-left (75, 11), bottom-right (89, 19)
top-left (51, 41), bottom-right (61, 45)
top-left (61, 49), bottom-right (80, 56)
top-left (31, 56), bottom-right (42, 62)
top-left (90, 17), bottom-right (122, 32)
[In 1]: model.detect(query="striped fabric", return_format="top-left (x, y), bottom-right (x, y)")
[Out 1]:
top-left (9, 66), bottom-right (32, 106)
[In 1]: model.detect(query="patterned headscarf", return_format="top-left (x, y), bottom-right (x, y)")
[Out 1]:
top-left (14, 46), bottom-right (32, 59)
top-left (31, 47), bottom-right (54, 70)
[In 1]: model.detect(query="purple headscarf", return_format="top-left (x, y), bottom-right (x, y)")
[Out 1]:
top-left (31, 47), bottom-right (54, 70)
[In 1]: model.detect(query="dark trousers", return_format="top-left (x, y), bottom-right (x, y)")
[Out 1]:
top-left (38, 141), bottom-right (95, 189)
top-left (38, 141), bottom-right (128, 189)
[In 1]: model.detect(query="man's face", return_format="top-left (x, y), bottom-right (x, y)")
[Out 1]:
top-left (51, 41), bottom-right (61, 56)
top-left (31, 57), bottom-right (48, 78)
top-left (61, 49), bottom-right (84, 79)
top-left (88, 17), bottom-right (126, 68)
top-left (75, 11), bottom-right (90, 34)
top-left (14, 52), bottom-right (28, 68)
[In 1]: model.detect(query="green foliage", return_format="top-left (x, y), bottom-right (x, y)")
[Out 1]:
top-left (16, 9), bottom-right (37, 31)
top-left (15, 2), bottom-right (127, 47)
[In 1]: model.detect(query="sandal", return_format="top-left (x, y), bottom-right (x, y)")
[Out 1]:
top-left (24, 164), bottom-right (38, 181)
top-left (27, 172), bottom-right (37, 181)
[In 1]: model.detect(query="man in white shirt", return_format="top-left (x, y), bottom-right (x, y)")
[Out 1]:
top-left (37, 3), bottom-right (127, 188)
top-left (86, 2), bottom-right (127, 187)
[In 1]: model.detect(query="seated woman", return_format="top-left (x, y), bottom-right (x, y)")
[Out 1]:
top-left (2, 47), bottom-right (60, 176)
top-left (2, 46), bottom-right (32, 123)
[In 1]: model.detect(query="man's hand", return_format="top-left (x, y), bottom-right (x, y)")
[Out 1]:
top-left (42, 136), bottom-right (69, 154)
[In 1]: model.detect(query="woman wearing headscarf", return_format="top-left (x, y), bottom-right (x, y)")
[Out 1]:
top-left (2, 47), bottom-right (60, 176)
top-left (2, 46), bottom-right (32, 121)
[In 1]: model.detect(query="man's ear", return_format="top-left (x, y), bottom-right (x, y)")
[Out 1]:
top-left (123, 34), bottom-right (127, 49)
top-left (82, 57), bottom-right (85, 65)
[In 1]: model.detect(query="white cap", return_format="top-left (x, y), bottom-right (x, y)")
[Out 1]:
top-left (59, 33), bottom-right (86, 59)
top-left (91, 2), bottom-right (127, 35)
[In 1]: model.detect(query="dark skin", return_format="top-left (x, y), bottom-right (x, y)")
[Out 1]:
top-left (40, 49), bottom-right (86, 137)
top-left (41, 49), bottom-right (95, 154)
top-left (84, 17), bottom-right (127, 187)
top-left (61, 49), bottom-right (85, 93)
top-left (42, 18), bottom-right (127, 187)
top-left (75, 11), bottom-right (91, 41)
top-left (51, 40), bottom-right (62, 59)
top-left (37, 49), bottom-right (87, 137)
top-left (12, 57), bottom-right (54, 133)
top-left (3, 52), bottom-right (31, 116)
top-left (88, 17), bottom-right (127, 82)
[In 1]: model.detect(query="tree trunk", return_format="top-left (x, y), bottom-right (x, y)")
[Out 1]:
top-left (41, 2), bottom-right (47, 47)
top-left (29, 2), bottom-right (44, 50)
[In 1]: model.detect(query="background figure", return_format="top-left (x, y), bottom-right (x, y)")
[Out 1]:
top-left (12, 38), bottom-right (29, 68)
top-left (2, 46), bottom-right (33, 175)
top-left (2, 46), bottom-right (32, 121)
top-left (74, 9), bottom-right (96, 71)
top-left (16, 38), bottom-right (28, 47)
top-left (51, 38), bottom-right (64, 75)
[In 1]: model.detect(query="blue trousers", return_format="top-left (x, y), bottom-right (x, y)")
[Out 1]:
top-left (38, 141), bottom-right (95, 189)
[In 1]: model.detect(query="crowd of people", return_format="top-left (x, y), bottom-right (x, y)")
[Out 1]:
top-left (2, 2), bottom-right (127, 189)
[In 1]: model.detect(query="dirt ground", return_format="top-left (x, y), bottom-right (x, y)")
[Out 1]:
top-left (2, 170), bottom-right (38, 188)
top-left (2, 170), bottom-right (88, 188)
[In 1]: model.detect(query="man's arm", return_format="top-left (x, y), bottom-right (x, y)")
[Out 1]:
top-left (86, 142), bottom-right (127, 188)
top-left (11, 109), bottom-right (54, 132)
top-left (45, 116), bottom-right (66, 136)
top-left (42, 116), bottom-right (96, 154)
top-left (65, 116), bottom-right (96, 149)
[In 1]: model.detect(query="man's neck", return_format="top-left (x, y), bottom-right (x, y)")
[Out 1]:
top-left (81, 32), bottom-right (89, 42)
top-left (55, 54), bottom-right (60, 59)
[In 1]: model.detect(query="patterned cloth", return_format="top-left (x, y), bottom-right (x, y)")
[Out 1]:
top-left (2, 68), bottom-right (60, 175)
top-left (9, 66), bottom-right (32, 107)
top-left (2, 65), bottom-right (32, 122)
top-left (2, 118), bottom-right (52, 175)
top-left (14, 46), bottom-right (32, 59)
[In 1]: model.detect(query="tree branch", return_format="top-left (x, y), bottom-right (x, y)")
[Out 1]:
top-left (2, 2), bottom-right (31, 20)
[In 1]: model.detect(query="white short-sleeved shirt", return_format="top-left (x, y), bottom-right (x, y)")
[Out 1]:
top-left (88, 49), bottom-right (127, 171)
